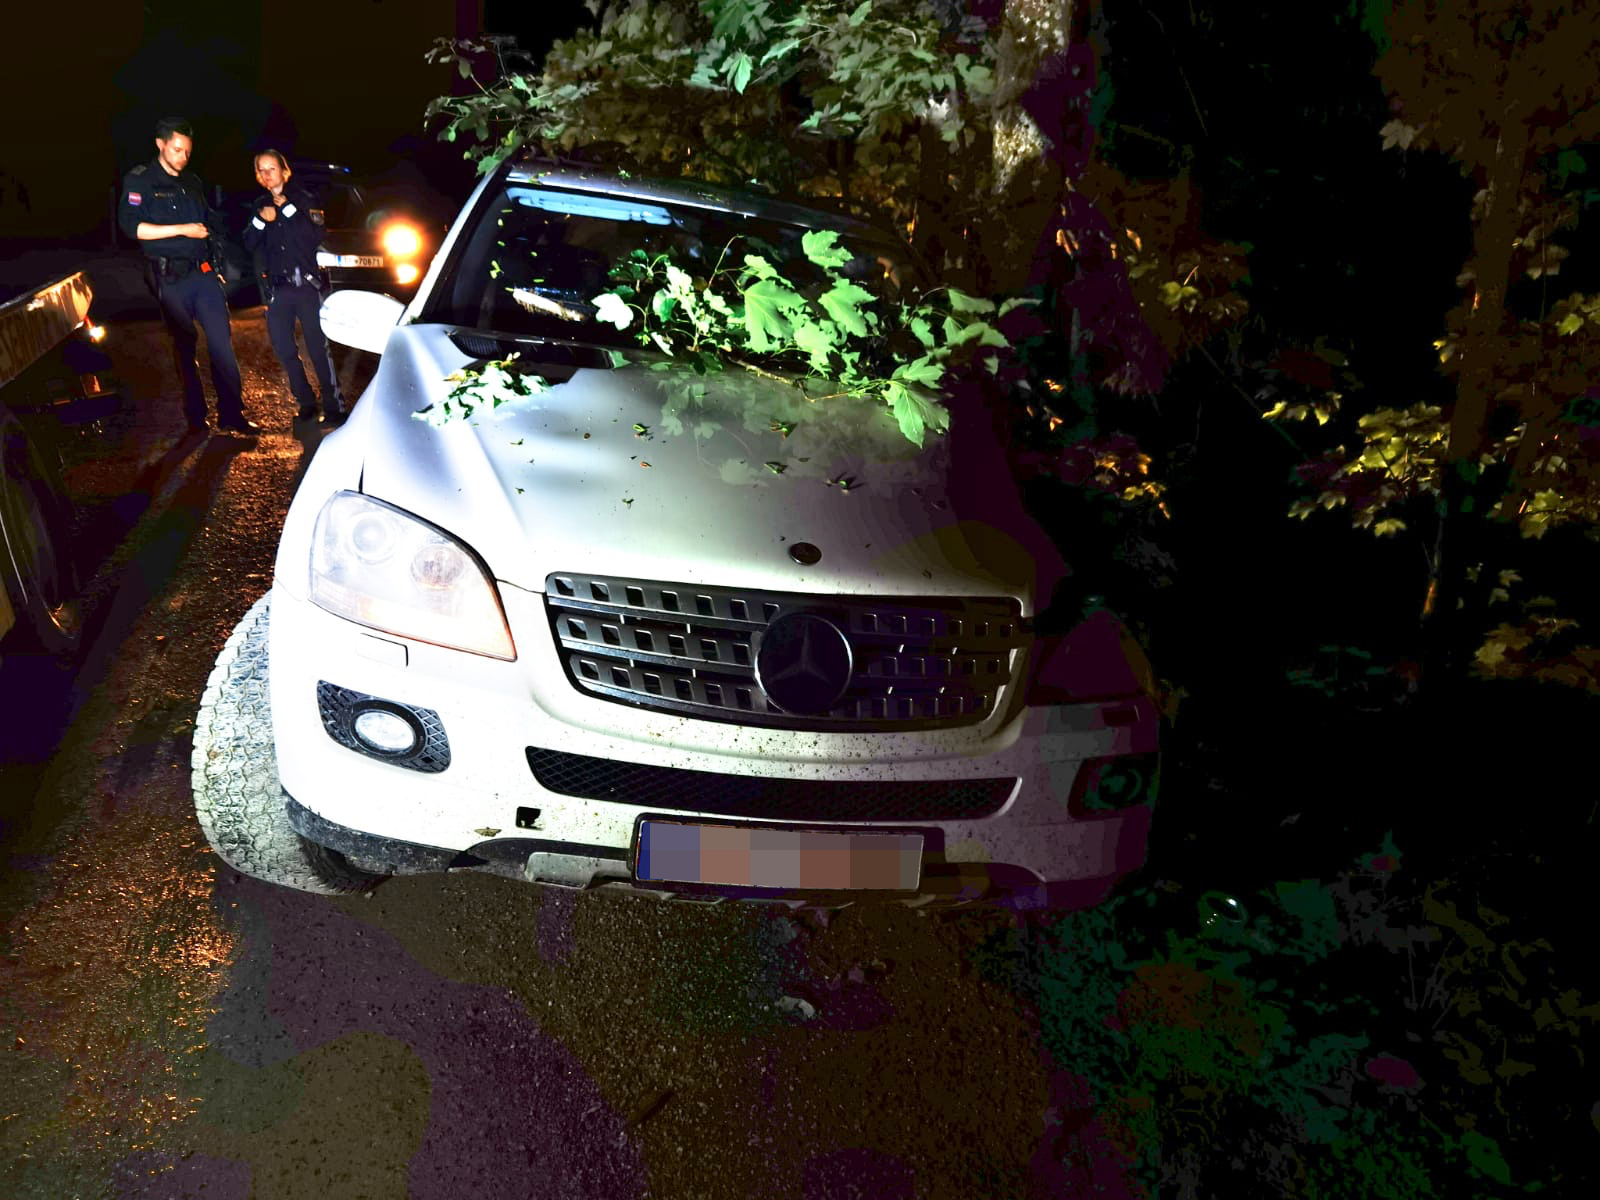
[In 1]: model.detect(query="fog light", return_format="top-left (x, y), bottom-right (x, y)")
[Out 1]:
top-left (353, 708), bottom-right (419, 754)
top-left (318, 681), bottom-right (451, 772)
top-left (394, 263), bottom-right (420, 285)
top-left (1068, 752), bottom-right (1160, 815)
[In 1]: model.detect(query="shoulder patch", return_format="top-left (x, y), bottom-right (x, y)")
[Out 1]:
top-left (128, 192), bottom-right (142, 206)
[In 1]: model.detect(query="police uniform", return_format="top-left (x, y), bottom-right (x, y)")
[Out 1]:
top-left (117, 158), bottom-right (246, 431)
top-left (242, 182), bottom-right (345, 423)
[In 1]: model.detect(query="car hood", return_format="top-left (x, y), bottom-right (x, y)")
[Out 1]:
top-left (355, 325), bottom-right (1064, 610)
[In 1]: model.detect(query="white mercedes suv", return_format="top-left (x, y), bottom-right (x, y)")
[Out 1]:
top-left (191, 160), bottom-right (1161, 912)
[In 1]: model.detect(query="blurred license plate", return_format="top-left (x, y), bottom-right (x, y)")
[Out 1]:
top-left (636, 821), bottom-right (921, 890)
top-left (316, 252), bottom-right (384, 268)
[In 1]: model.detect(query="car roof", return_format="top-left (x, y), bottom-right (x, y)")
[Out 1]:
top-left (505, 161), bottom-right (901, 246)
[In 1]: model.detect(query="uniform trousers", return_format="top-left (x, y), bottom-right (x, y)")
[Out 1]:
top-left (156, 268), bottom-right (244, 427)
top-left (266, 283), bottom-right (344, 418)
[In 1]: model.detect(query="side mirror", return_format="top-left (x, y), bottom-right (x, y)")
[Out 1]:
top-left (320, 289), bottom-right (405, 355)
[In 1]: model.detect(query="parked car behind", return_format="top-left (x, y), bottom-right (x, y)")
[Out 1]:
top-left (191, 159), bottom-right (1162, 912)
top-left (214, 162), bottom-right (441, 306)
top-left (0, 269), bottom-right (118, 658)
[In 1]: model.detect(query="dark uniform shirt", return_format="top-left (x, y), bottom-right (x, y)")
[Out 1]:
top-left (117, 158), bottom-right (222, 261)
top-left (241, 183), bottom-right (325, 284)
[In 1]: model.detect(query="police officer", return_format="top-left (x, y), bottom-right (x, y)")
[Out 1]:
top-left (242, 150), bottom-right (346, 427)
top-left (117, 117), bottom-right (258, 435)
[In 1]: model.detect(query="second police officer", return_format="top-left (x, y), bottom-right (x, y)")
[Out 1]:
top-left (243, 150), bottom-right (347, 427)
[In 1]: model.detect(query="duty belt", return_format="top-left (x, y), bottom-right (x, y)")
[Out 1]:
top-left (153, 256), bottom-right (209, 280)
top-left (271, 267), bottom-right (315, 287)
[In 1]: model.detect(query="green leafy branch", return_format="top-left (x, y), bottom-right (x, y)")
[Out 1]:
top-left (591, 227), bottom-right (1028, 446)
top-left (414, 354), bottom-right (550, 426)
top-left (689, 0), bottom-right (997, 143)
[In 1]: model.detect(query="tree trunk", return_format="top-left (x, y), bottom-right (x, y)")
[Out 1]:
top-left (983, 0), bottom-right (1076, 294)
top-left (1421, 121), bottom-right (1530, 685)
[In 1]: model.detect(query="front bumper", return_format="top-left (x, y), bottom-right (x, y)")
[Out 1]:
top-left (268, 581), bottom-right (1158, 909)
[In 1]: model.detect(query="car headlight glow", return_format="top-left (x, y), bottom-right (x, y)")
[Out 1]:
top-left (381, 222), bottom-right (422, 259)
top-left (310, 491), bottom-right (515, 659)
top-left (394, 263), bottom-right (421, 285)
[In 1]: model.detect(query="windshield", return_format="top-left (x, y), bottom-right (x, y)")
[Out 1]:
top-left (422, 183), bottom-right (920, 345)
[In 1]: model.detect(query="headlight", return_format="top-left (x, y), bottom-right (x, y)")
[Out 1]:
top-left (381, 222), bottom-right (422, 259)
top-left (310, 491), bottom-right (515, 659)
top-left (394, 263), bottom-right (421, 285)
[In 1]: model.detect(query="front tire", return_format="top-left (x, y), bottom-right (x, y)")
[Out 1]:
top-left (191, 593), bottom-right (386, 894)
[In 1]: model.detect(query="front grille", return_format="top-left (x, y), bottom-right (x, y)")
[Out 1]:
top-left (544, 573), bottom-right (1027, 731)
top-left (526, 747), bottom-right (1015, 821)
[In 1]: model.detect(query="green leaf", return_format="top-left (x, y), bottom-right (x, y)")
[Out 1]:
top-left (593, 293), bottom-right (635, 330)
top-left (908, 316), bottom-right (935, 347)
top-left (741, 253), bottom-right (779, 280)
top-left (891, 355), bottom-right (944, 388)
top-left (947, 320), bottom-right (1007, 348)
top-left (945, 288), bottom-right (995, 315)
top-left (885, 381), bottom-right (949, 447)
top-left (665, 264), bottom-right (694, 295)
top-left (651, 290), bottom-right (678, 323)
top-left (818, 279), bottom-right (876, 336)
top-left (1460, 1132), bottom-right (1513, 1185)
top-left (727, 50), bottom-right (754, 93)
top-left (741, 277), bottom-right (800, 350)
top-left (801, 229), bottom-right (854, 270)
top-left (848, 0), bottom-right (872, 26)
top-left (760, 37), bottom-right (801, 67)
top-left (792, 319), bottom-right (838, 372)
top-left (998, 297), bottom-right (1040, 317)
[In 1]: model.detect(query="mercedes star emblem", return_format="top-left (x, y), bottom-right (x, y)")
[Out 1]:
top-left (755, 612), bottom-right (853, 714)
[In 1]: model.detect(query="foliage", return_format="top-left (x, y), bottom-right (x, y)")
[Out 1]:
top-left (423, 1), bottom-right (1251, 364)
top-left (591, 228), bottom-right (1025, 445)
top-left (1264, 0), bottom-right (1600, 673)
top-left (971, 834), bottom-right (1591, 1197)
top-left (414, 354), bottom-right (550, 426)
top-left (424, 0), bottom-right (997, 232)
top-left (1473, 604), bottom-right (1600, 691)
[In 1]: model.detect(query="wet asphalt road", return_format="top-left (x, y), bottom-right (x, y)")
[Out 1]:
top-left (0, 310), bottom-right (1057, 1199)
